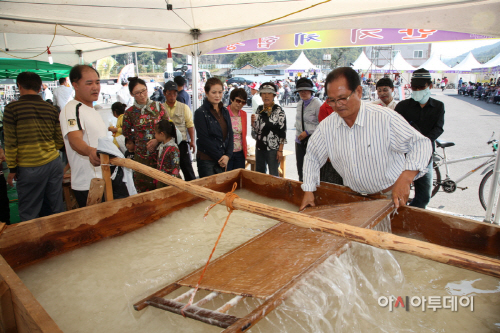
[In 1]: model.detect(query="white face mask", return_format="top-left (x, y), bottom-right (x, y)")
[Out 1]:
top-left (411, 87), bottom-right (431, 104)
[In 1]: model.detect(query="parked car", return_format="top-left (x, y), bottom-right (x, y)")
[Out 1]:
top-left (227, 77), bottom-right (253, 86)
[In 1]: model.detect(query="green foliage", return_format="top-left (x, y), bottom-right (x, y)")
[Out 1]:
top-left (234, 53), bottom-right (274, 68)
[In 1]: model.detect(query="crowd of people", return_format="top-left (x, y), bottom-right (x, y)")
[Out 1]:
top-left (1, 64), bottom-right (449, 224)
top-left (457, 77), bottom-right (500, 104)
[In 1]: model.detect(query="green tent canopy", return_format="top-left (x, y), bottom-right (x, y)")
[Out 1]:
top-left (0, 58), bottom-right (71, 81)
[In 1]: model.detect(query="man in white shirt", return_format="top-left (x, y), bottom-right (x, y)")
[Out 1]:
top-left (42, 84), bottom-right (53, 102)
top-left (371, 77), bottom-right (398, 110)
top-left (116, 80), bottom-right (133, 107)
top-left (60, 65), bottom-right (107, 208)
top-left (53, 77), bottom-right (74, 111)
top-left (300, 67), bottom-right (431, 210)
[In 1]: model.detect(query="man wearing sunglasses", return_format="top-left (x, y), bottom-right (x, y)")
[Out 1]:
top-left (394, 68), bottom-right (445, 209)
top-left (299, 67), bottom-right (432, 211)
top-left (163, 81), bottom-right (196, 181)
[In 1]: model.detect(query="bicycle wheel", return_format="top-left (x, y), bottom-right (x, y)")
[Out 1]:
top-left (479, 170), bottom-right (500, 210)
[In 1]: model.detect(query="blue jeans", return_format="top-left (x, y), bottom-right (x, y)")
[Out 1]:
top-left (197, 159), bottom-right (225, 178)
top-left (410, 161), bottom-right (433, 209)
top-left (227, 151), bottom-right (245, 171)
top-left (255, 149), bottom-right (280, 177)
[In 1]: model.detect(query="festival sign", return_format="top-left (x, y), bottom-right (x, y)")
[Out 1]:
top-left (208, 29), bottom-right (493, 54)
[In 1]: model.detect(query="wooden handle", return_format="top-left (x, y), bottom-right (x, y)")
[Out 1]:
top-left (109, 156), bottom-right (500, 279)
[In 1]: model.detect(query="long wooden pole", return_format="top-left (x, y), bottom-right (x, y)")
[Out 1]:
top-left (109, 156), bottom-right (500, 279)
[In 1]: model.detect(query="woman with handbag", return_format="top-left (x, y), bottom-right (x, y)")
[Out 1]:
top-left (294, 78), bottom-right (321, 182)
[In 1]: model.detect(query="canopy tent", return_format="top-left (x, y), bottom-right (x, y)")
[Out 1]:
top-left (417, 53), bottom-right (452, 72)
top-left (351, 51), bottom-right (377, 71)
top-left (286, 51), bottom-right (319, 75)
top-left (449, 52), bottom-right (481, 73)
top-left (472, 53), bottom-right (500, 73)
top-left (0, 58), bottom-right (71, 80)
top-left (380, 51), bottom-right (415, 73)
top-left (1, 0), bottom-right (500, 65)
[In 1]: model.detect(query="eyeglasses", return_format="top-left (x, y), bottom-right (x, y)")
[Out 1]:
top-left (327, 91), bottom-right (355, 107)
top-left (132, 88), bottom-right (147, 97)
top-left (234, 98), bottom-right (246, 104)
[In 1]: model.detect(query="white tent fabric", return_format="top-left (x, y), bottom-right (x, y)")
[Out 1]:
top-left (381, 52), bottom-right (415, 72)
top-left (450, 52), bottom-right (481, 72)
top-left (482, 53), bottom-right (500, 68)
top-left (1, 0), bottom-right (500, 65)
top-left (286, 51), bottom-right (318, 73)
top-left (351, 51), bottom-right (377, 71)
top-left (417, 53), bottom-right (452, 72)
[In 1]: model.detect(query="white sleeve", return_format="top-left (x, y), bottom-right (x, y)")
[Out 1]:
top-left (60, 101), bottom-right (85, 137)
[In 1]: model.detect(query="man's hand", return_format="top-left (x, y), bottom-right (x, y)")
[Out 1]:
top-left (299, 191), bottom-right (315, 211)
top-left (108, 126), bottom-right (117, 133)
top-left (88, 147), bottom-right (101, 167)
top-left (218, 155), bottom-right (229, 169)
top-left (392, 170), bottom-right (419, 208)
top-left (190, 141), bottom-right (196, 155)
top-left (147, 139), bottom-right (158, 153)
top-left (298, 131), bottom-right (308, 141)
top-left (7, 172), bottom-right (16, 187)
top-left (0, 148), bottom-right (5, 162)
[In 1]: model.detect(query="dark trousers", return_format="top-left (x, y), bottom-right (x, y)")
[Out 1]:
top-left (197, 159), bottom-right (225, 178)
top-left (178, 141), bottom-right (196, 181)
top-left (410, 161), bottom-right (433, 209)
top-left (295, 142), bottom-right (307, 182)
top-left (16, 158), bottom-right (64, 221)
top-left (256, 149), bottom-right (280, 177)
top-left (0, 173), bottom-right (10, 224)
top-left (227, 151), bottom-right (245, 171)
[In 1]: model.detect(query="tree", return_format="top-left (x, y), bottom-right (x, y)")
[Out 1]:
top-left (234, 53), bottom-right (274, 68)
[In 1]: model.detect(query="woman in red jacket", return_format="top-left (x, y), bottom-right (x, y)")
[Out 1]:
top-left (226, 88), bottom-right (248, 171)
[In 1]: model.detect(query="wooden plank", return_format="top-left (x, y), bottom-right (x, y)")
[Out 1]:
top-left (178, 200), bottom-right (393, 298)
top-left (0, 279), bottom-right (17, 333)
top-left (86, 178), bottom-right (105, 206)
top-left (0, 171), bottom-right (241, 271)
top-left (100, 154), bottom-right (114, 202)
top-left (0, 255), bottom-right (62, 333)
top-left (110, 158), bottom-right (500, 279)
top-left (146, 297), bottom-right (240, 329)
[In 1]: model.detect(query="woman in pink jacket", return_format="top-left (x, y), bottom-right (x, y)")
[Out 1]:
top-left (226, 88), bottom-right (248, 171)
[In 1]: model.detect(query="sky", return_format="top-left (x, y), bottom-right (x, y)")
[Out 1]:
top-left (431, 38), bottom-right (500, 59)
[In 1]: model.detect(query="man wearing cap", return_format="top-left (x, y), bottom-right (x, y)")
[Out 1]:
top-left (371, 78), bottom-right (398, 110)
top-left (394, 68), bottom-right (445, 209)
top-left (295, 78), bottom-right (322, 182)
top-left (299, 67), bottom-right (432, 211)
top-left (174, 76), bottom-right (191, 109)
top-left (249, 82), bottom-right (263, 114)
top-left (163, 81), bottom-right (196, 181)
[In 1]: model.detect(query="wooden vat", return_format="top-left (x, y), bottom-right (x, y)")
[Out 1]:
top-left (0, 169), bottom-right (498, 332)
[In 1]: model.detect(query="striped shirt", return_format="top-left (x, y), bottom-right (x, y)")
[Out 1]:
top-left (301, 102), bottom-right (432, 194)
top-left (3, 94), bottom-right (64, 172)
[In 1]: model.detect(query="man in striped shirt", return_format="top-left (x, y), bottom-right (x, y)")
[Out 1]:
top-left (300, 67), bottom-right (432, 210)
top-left (3, 72), bottom-right (65, 221)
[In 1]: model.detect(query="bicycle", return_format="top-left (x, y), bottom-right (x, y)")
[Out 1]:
top-left (428, 133), bottom-right (498, 210)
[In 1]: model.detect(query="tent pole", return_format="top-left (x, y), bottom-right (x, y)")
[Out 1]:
top-left (190, 29), bottom-right (201, 111)
top-left (135, 52), bottom-right (139, 76)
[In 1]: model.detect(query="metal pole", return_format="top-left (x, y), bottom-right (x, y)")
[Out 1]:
top-left (190, 29), bottom-right (201, 111)
top-left (493, 189), bottom-right (500, 225)
top-left (484, 141), bottom-right (500, 223)
top-left (134, 52), bottom-right (139, 76)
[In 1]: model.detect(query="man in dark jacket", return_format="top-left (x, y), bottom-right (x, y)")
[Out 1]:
top-left (395, 68), bottom-right (445, 209)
